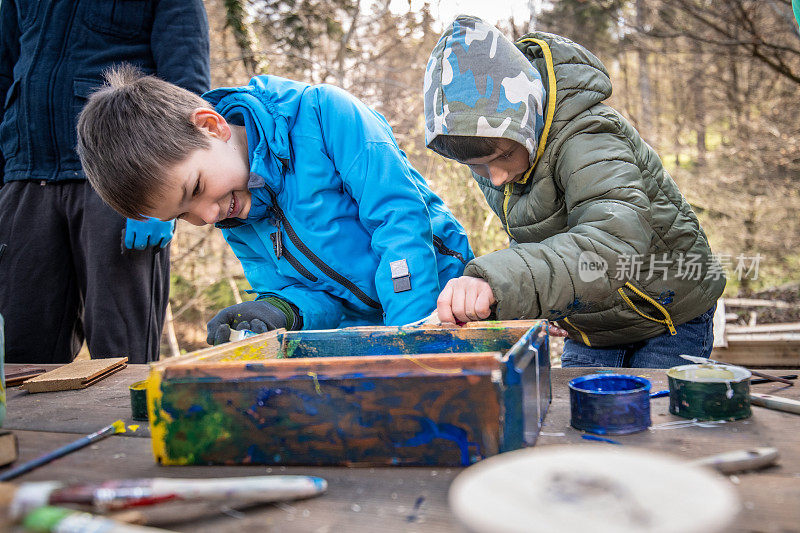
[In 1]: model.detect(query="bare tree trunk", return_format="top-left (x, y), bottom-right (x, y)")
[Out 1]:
top-left (636, 0), bottom-right (652, 142)
top-left (693, 44), bottom-right (707, 165)
top-left (164, 303), bottom-right (181, 359)
top-left (228, 277), bottom-right (243, 304)
top-left (336, 4), bottom-right (362, 88)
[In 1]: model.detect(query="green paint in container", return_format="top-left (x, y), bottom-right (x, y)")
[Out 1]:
top-left (129, 380), bottom-right (149, 421)
top-left (667, 363), bottom-right (751, 421)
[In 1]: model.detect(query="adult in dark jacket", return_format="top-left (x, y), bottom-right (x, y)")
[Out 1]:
top-left (0, 0), bottom-right (210, 363)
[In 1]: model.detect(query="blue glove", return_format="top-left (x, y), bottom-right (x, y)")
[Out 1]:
top-left (124, 217), bottom-right (175, 250)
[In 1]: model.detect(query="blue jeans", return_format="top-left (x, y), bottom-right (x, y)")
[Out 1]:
top-left (561, 305), bottom-right (716, 368)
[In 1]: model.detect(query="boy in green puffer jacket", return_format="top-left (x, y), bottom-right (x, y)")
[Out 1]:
top-left (424, 15), bottom-right (725, 368)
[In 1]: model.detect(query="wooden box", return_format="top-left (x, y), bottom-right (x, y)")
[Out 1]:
top-left (146, 320), bottom-right (550, 467)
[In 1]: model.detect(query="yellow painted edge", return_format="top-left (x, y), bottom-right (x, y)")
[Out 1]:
top-left (145, 367), bottom-right (186, 465)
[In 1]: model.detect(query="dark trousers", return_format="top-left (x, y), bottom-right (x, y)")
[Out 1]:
top-left (0, 181), bottom-right (169, 364)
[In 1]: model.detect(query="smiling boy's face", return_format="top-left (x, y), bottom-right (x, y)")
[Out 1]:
top-left (145, 109), bottom-right (252, 226)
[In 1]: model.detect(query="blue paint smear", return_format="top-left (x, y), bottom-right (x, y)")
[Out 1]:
top-left (338, 382), bottom-right (376, 394)
top-left (582, 435), bottom-right (622, 445)
top-left (414, 390), bottom-right (443, 411)
top-left (406, 496), bottom-right (426, 522)
top-left (186, 404), bottom-right (205, 415)
top-left (242, 386), bottom-right (322, 428)
top-left (245, 444), bottom-right (270, 463)
top-left (657, 289), bottom-right (675, 305)
top-left (395, 416), bottom-right (479, 466)
top-left (375, 396), bottom-right (403, 408)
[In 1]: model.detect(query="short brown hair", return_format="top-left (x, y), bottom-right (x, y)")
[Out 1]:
top-left (428, 135), bottom-right (498, 162)
top-left (77, 64), bottom-right (212, 219)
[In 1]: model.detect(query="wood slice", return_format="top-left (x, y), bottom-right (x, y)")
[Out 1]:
top-left (449, 445), bottom-right (739, 533)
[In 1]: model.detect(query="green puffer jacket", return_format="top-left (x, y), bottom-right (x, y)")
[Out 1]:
top-left (460, 32), bottom-right (725, 347)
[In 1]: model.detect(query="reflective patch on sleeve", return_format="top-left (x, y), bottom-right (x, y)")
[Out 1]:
top-left (390, 259), bottom-right (411, 293)
top-left (390, 259), bottom-right (410, 278)
top-left (393, 276), bottom-right (412, 293)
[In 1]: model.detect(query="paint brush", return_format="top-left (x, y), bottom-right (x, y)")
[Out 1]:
top-left (750, 392), bottom-right (800, 415)
top-left (1, 475), bottom-right (327, 517)
top-left (750, 374), bottom-right (797, 385)
top-left (21, 506), bottom-right (169, 533)
top-left (679, 355), bottom-right (795, 386)
top-left (689, 447), bottom-right (779, 474)
top-left (0, 420), bottom-right (125, 482)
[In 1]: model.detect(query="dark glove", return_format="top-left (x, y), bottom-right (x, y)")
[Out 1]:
top-left (206, 298), bottom-right (300, 345)
top-left (124, 217), bottom-right (175, 250)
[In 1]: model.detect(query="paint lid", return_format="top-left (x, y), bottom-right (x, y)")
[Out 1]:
top-left (449, 446), bottom-right (739, 533)
top-left (668, 364), bottom-right (751, 383)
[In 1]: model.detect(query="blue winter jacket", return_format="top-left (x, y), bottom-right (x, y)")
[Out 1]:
top-left (204, 76), bottom-right (474, 329)
top-left (0, 0), bottom-right (210, 183)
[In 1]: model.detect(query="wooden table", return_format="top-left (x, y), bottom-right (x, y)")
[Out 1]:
top-left (4, 365), bottom-right (800, 532)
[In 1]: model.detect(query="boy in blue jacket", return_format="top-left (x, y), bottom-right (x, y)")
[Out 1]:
top-left (77, 66), bottom-right (473, 343)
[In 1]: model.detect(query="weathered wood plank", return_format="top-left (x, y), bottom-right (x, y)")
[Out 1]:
top-left (727, 322), bottom-right (800, 334)
top-left (160, 352), bottom-right (502, 380)
top-left (713, 298), bottom-right (728, 348)
top-left (5, 367), bottom-right (800, 532)
top-left (724, 298), bottom-right (797, 309)
top-left (150, 329), bottom-right (284, 370)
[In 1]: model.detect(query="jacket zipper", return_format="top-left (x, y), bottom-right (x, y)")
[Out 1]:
top-left (432, 235), bottom-right (466, 264)
top-left (271, 233), bottom-right (318, 282)
top-left (502, 184), bottom-right (513, 237)
top-left (618, 282), bottom-right (677, 335)
top-left (265, 186), bottom-right (382, 310)
top-left (562, 317), bottom-right (591, 346)
top-left (46, 2), bottom-right (79, 173)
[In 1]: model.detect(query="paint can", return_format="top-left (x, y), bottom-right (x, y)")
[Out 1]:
top-left (667, 364), bottom-right (751, 421)
top-left (569, 374), bottom-right (651, 435)
top-left (129, 380), bottom-right (148, 421)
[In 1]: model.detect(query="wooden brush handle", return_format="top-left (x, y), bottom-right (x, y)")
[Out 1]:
top-left (750, 392), bottom-right (800, 415)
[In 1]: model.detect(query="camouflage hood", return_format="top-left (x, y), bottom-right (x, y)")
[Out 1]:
top-left (423, 15), bottom-right (546, 164)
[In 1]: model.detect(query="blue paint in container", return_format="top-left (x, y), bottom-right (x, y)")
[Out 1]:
top-left (569, 374), bottom-right (651, 435)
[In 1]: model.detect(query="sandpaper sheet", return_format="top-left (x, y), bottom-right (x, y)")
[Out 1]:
top-left (21, 358), bottom-right (128, 393)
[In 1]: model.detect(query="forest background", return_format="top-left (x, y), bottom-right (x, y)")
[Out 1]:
top-left (159, 0), bottom-right (800, 357)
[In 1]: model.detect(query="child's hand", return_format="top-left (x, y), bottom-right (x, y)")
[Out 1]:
top-left (547, 322), bottom-right (569, 337)
top-left (206, 300), bottom-right (288, 345)
top-left (437, 276), bottom-right (496, 325)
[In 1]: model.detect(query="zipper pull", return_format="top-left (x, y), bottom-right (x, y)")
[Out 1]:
top-left (502, 184), bottom-right (513, 237)
top-left (275, 225), bottom-right (283, 259)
